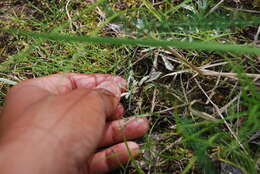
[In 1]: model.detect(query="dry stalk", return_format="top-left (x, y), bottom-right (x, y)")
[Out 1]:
top-left (218, 94), bottom-right (241, 114)
top-left (150, 88), bottom-right (157, 113)
top-left (194, 78), bottom-right (248, 154)
top-left (205, 0), bottom-right (224, 17)
top-left (254, 25), bottom-right (260, 44)
top-left (162, 48), bottom-right (260, 81)
top-left (164, 68), bottom-right (260, 83)
top-left (65, 0), bottom-right (73, 30)
top-left (164, 47), bottom-right (203, 75)
top-left (201, 70), bottom-right (260, 80)
top-left (206, 72), bottom-right (221, 104)
top-left (189, 100), bottom-right (218, 121)
top-left (156, 103), bottom-right (188, 114)
top-left (138, 103), bottom-right (188, 117)
top-left (180, 74), bottom-right (189, 103)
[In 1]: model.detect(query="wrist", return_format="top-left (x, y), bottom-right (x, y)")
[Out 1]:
top-left (0, 128), bottom-right (77, 174)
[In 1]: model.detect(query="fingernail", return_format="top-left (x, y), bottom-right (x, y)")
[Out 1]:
top-left (126, 141), bottom-right (139, 149)
top-left (130, 118), bottom-right (146, 128)
top-left (125, 142), bottom-right (140, 156)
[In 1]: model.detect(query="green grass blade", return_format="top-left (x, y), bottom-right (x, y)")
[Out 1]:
top-left (5, 29), bottom-right (260, 55)
top-left (141, 0), bottom-right (163, 21)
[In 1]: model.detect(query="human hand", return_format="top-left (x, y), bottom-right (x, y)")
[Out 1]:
top-left (0, 73), bottom-right (149, 174)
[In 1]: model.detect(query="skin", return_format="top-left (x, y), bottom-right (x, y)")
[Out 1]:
top-left (0, 73), bottom-right (149, 174)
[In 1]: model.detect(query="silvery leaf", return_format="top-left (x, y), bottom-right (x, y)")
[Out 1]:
top-left (146, 70), bottom-right (162, 82)
top-left (138, 75), bottom-right (150, 86)
top-left (162, 56), bottom-right (174, 71)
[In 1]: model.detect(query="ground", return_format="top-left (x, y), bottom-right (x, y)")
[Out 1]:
top-left (0, 0), bottom-right (260, 174)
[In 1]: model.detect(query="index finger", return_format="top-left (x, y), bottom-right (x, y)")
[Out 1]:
top-left (16, 73), bottom-right (127, 95)
top-left (4, 73), bottom-right (127, 121)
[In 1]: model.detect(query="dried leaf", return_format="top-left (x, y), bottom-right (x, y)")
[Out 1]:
top-left (162, 56), bottom-right (174, 71)
top-left (138, 75), bottom-right (150, 86)
top-left (146, 69), bottom-right (162, 82)
top-left (138, 69), bottom-right (162, 86)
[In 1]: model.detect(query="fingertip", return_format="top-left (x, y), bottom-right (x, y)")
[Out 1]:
top-left (99, 117), bottom-right (149, 147)
top-left (134, 117), bottom-right (150, 132)
top-left (89, 142), bottom-right (140, 174)
top-left (124, 141), bottom-right (140, 156)
top-left (124, 117), bottom-right (150, 138)
top-left (123, 117), bottom-right (150, 138)
top-left (142, 117), bottom-right (150, 133)
top-left (107, 141), bottom-right (140, 163)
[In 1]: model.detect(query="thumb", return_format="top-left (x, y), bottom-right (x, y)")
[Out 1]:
top-left (96, 81), bottom-right (122, 120)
